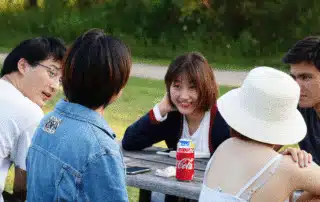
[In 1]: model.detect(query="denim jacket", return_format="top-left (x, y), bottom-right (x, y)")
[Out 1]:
top-left (26, 99), bottom-right (129, 202)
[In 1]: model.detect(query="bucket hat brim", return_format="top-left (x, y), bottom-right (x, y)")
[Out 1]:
top-left (217, 88), bottom-right (307, 145)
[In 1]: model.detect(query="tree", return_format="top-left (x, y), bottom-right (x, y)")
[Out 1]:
top-left (77, 0), bottom-right (106, 8)
top-left (25, 0), bottom-right (37, 8)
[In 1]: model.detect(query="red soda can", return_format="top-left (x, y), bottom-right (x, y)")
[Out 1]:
top-left (176, 139), bottom-right (194, 181)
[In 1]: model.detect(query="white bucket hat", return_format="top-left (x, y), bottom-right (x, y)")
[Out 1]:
top-left (217, 66), bottom-right (307, 145)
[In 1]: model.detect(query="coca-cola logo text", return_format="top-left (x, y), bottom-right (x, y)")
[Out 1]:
top-left (177, 158), bottom-right (194, 170)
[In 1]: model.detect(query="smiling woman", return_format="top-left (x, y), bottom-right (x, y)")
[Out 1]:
top-left (122, 52), bottom-right (231, 202)
top-left (165, 53), bottom-right (218, 117)
top-left (122, 53), bottom-right (230, 154)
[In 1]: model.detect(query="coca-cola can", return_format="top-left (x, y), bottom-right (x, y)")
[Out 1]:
top-left (176, 139), bottom-right (194, 181)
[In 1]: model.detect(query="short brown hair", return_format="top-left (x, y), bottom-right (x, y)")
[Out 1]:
top-left (62, 29), bottom-right (132, 109)
top-left (164, 52), bottom-right (218, 112)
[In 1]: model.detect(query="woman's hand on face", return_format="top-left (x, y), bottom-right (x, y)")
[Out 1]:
top-left (158, 93), bottom-right (176, 117)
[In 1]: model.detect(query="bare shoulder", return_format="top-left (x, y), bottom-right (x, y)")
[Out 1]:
top-left (279, 155), bottom-right (320, 191)
top-left (216, 137), bottom-right (237, 149)
top-left (278, 155), bottom-right (308, 175)
top-left (210, 138), bottom-right (238, 159)
top-left (280, 155), bottom-right (319, 173)
top-left (274, 155), bottom-right (305, 191)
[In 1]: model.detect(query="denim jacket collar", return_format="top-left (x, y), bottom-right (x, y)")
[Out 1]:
top-left (55, 99), bottom-right (116, 139)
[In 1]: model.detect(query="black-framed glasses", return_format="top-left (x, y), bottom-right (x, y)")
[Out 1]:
top-left (35, 63), bottom-right (62, 85)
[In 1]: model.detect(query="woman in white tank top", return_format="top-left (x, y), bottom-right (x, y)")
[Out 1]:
top-left (199, 67), bottom-right (320, 202)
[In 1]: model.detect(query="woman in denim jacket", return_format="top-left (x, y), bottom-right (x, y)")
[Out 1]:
top-left (26, 29), bottom-right (132, 202)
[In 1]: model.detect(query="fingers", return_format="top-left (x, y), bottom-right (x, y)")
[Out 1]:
top-left (297, 150), bottom-right (306, 168)
top-left (304, 151), bottom-right (309, 167)
top-left (287, 148), bottom-right (299, 163)
top-left (283, 147), bottom-right (313, 168)
top-left (296, 149), bottom-right (312, 168)
top-left (308, 153), bottom-right (313, 164)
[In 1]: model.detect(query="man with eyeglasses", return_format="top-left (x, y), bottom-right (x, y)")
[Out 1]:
top-left (0, 37), bottom-right (66, 201)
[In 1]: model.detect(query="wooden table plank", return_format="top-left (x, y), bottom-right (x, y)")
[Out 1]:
top-left (122, 147), bottom-right (209, 171)
top-left (122, 147), bottom-right (210, 200)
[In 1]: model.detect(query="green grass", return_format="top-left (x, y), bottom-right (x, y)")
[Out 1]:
top-left (132, 54), bottom-right (288, 72)
top-left (0, 37), bottom-right (288, 72)
top-left (4, 77), bottom-right (234, 201)
top-left (0, 48), bottom-right (286, 72)
top-left (2, 77), bottom-right (299, 201)
top-left (0, 49), bottom-right (288, 73)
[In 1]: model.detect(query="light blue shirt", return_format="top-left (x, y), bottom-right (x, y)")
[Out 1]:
top-left (26, 99), bottom-right (128, 202)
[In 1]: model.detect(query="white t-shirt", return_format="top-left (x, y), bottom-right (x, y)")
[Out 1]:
top-left (181, 111), bottom-right (210, 154)
top-left (153, 104), bottom-right (211, 153)
top-left (0, 79), bottom-right (43, 201)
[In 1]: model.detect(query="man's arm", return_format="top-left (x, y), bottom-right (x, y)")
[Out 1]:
top-left (12, 167), bottom-right (26, 201)
top-left (11, 123), bottom-right (39, 200)
top-left (0, 121), bottom-right (22, 199)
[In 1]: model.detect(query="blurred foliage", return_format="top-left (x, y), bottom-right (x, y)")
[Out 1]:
top-left (0, 0), bottom-right (320, 68)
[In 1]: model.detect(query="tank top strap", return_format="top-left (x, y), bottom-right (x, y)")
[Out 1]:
top-left (203, 154), bottom-right (215, 185)
top-left (235, 154), bottom-right (282, 198)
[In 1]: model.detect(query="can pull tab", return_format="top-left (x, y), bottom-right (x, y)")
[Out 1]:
top-left (190, 142), bottom-right (195, 149)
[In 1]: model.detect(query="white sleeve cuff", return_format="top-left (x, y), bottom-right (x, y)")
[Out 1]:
top-left (153, 104), bottom-right (168, 122)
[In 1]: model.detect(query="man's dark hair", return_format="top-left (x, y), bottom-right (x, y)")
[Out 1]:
top-left (282, 36), bottom-right (320, 70)
top-left (1, 37), bottom-right (66, 77)
top-left (62, 28), bottom-right (132, 109)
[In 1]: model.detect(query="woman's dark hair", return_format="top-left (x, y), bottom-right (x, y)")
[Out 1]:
top-left (164, 52), bottom-right (218, 112)
top-left (62, 28), bottom-right (132, 109)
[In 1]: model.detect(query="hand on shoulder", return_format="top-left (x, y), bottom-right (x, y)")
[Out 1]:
top-left (281, 147), bottom-right (312, 168)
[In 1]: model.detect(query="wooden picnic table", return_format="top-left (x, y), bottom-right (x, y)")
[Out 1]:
top-left (122, 146), bottom-right (209, 201)
top-left (122, 147), bottom-right (303, 202)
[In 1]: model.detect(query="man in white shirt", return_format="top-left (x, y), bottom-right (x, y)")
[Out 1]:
top-left (0, 37), bottom-right (66, 201)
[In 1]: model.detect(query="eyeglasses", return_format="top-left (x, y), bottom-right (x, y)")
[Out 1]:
top-left (35, 63), bottom-right (62, 85)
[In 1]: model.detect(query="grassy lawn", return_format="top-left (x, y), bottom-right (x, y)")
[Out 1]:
top-left (0, 51), bottom-right (288, 73)
top-left (3, 77), bottom-right (234, 201)
top-left (0, 46), bottom-right (287, 72)
top-left (0, 32), bottom-right (287, 72)
top-left (3, 77), bottom-right (295, 201)
top-left (132, 54), bottom-right (288, 72)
